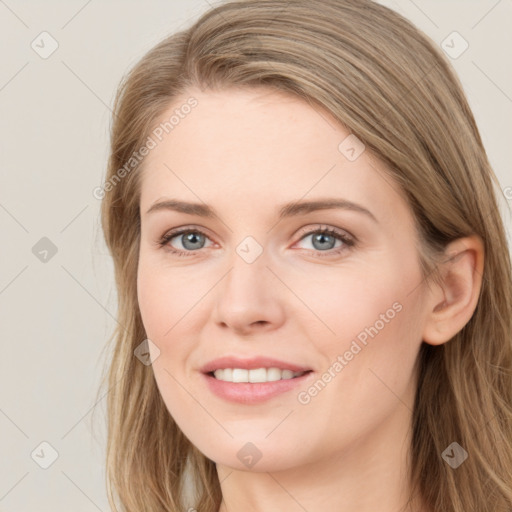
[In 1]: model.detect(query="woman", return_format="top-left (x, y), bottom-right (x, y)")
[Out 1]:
top-left (97, 0), bottom-right (512, 510)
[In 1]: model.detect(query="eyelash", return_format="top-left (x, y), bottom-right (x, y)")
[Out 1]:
top-left (157, 225), bottom-right (356, 258)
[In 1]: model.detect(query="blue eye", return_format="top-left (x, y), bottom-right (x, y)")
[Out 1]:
top-left (295, 227), bottom-right (353, 254)
top-left (159, 229), bottom-right (213, 256)
top-left (158, 225), bottom-right (355, 258)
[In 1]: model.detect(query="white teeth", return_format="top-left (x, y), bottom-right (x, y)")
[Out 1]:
top-left (212, 367), bottom-right (306, 383)
top-left (248, 368), bottom-right (266, 383)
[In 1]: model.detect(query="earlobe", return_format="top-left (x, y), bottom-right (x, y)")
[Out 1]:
top-left (422, 235), bottom-right (484, 346)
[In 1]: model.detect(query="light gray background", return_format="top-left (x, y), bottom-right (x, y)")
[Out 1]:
top-left (1, 1), bottom-right (511, 511)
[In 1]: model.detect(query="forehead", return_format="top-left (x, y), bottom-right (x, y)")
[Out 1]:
top-left (139, 86), bottom-right (406, 223)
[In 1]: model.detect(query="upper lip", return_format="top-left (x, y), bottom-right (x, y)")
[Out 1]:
top-left (200, 356), bottom-right (313, 374)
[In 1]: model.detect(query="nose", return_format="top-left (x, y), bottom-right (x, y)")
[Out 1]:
top-left (212, 247), bottom-right (286, 336)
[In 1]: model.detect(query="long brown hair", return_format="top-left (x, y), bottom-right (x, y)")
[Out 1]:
top-left (96, 0), bottom-right (512, 510)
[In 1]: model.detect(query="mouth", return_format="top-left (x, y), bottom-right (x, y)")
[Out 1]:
top-left (199, 356), bottom-right (314, 403)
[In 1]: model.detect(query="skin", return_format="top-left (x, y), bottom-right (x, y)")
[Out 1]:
top-left (136, 86), bottom-right (484, 512)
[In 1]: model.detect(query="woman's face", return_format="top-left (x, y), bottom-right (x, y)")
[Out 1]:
top-left (137, 86), bottom-right (430, 472)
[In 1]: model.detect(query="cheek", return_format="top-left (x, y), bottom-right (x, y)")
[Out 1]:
top-left (137, 265), bottom-right (168, 338)
top-left (136, 263), bottom-right (197, 415)
top-left (314, 252), bottom-right (424, 386)
top-left (292, 283), bottom-right (423, 459)
top-left (315, 271), bottom-right (407, 348)
top-left (136, 258), bottom-right (204, 339)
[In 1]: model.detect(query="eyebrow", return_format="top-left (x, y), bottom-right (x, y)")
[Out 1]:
top-left (146, 197), bottom-right (378, 223)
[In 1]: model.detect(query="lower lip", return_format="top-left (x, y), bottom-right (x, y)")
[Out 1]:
top-left (202, 371), bottom-right (314, 404)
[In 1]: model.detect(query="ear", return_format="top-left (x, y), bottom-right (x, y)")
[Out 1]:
top-left (422, 235), bottom-right (485, 346)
